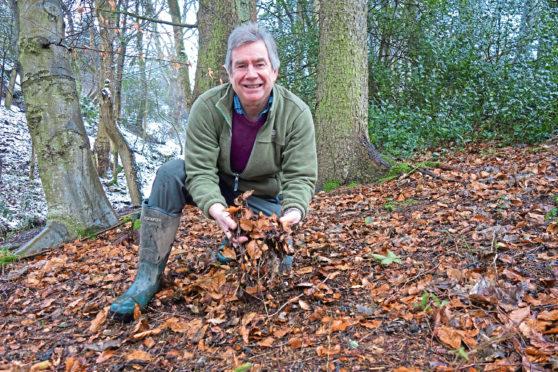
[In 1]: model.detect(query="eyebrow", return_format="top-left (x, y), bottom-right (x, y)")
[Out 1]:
top-left (234, 57), bottom-right (268, 66)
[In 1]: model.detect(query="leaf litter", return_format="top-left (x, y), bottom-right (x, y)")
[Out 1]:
top-left (0, 138), bottom-right (557, 371)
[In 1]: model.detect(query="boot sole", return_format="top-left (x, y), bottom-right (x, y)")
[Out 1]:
top-left (109, 309), bottom-right (135, 323)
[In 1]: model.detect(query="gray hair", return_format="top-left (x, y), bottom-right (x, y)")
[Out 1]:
top-left (225, 22), bottom-right (280, 72)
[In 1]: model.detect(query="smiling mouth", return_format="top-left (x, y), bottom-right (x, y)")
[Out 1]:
top-left (244, 84), bottom-right (263, 89)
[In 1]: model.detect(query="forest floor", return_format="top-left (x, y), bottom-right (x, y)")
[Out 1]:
top-left (1, 138), bottom-right (557, 372)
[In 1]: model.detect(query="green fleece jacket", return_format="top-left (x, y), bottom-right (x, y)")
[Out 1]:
top-left (184, 83), bottom-right (317, 219)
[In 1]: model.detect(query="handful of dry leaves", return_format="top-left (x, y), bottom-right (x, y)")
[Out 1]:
top-left (218, 190), bottom-right (295, 284)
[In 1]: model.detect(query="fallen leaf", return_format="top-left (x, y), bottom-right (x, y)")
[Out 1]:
top-left (273, 327), bottom-right (292, 338)
top-left (316, 344), bottom-right (341, 356)
top-left (132, 328), bottom-right (162, 339)
top-left (288, 337), bottom-right (303, 349)
top-left (538, 310), bottom-right (558, 321)
top-left (299, 300), bottom-right (311, 311)
top-left (125, 350), bottom-right (151, 362)
top-left (435, 325), bottom-right (462, 349)
top-left (144, 337), bottom-right (155, 349)
top-left (95, 350), bottom-right (115, 364)
top-left (509, 307), bottom-right (531, 324)
top-left (239, 325), bottom-right (250, 344)
top-left (360, 319), bottom-right (382, 329)
top-left (133, 303), bottom-right (141, 320)
top-left (29, 361), bottom-right (50, 371)
top-left (257, 337), bottom-right (275, 347)
top-left (221, 246), bottom-right (237, 260)
top-left (89, 307), bottom-right (109, 333)
top-left (182, 350), bottom-right (194, 360)
top-left (330, 318), bottom-right (353, 332)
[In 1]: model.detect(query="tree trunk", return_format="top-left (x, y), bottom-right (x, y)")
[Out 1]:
top-left (94, 0), bottom-right (118, 178)
top-left (315, 0), bottom-right (389, 189)
top-left (97, 0), bottom-right (142, 206)
top-left (16, 0), bottom-right (118, 255)
top-left (93, 120), bottom-right (111, 177)
top-left (4, 67), bottom-right (18, 109)
top-left (168, 0), bottom-right (192, 113)
top-left (100, 83), bottom-right (143, 206)
top-left (135, 0), bottom-right (148, 131)
top-left (5, 0), bottom-right (19, 109)
top-left (192, 0), bottom-right (256, 103)
top-left (113, 9), bottom-right (128, 127)
top-left (29, 141), bottom-right (35, 180)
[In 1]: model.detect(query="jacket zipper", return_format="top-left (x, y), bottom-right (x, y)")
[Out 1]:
top-left (233, 172), bottom-right (240, 192)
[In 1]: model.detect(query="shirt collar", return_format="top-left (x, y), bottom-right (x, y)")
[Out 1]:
top-left (233, 94), bottom-right (273, 120)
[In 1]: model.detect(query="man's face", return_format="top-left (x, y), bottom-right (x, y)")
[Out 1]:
top-left (228, 40), bottom-right (278, 112)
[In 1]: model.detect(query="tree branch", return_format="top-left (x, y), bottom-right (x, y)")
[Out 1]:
top-left (99, 9), bottom-right (197, 29)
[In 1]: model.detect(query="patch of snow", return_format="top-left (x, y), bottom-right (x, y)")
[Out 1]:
top-left (0, 101), bottom-right (181, 234)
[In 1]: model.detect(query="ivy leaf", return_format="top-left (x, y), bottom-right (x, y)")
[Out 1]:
top-left (371, 250), bottom-right (402, 265)
top-left (233, 362), bottom-right (252, 372)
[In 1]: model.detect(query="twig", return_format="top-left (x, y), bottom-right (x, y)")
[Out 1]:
top-left (398, 161), bottom-right (445, 182)
top-left (79, 209), bottom-right (141, 242)
top-left (466, 331), bottom-right (513, 357)
top-left (491, 231), bottom-right (499, 282)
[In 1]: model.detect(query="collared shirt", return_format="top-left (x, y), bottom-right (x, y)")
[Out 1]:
top-left (233, 94), bottom-right (273, 120)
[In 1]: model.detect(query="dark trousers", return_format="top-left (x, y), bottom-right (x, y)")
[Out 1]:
top-left (146, 159), bottom-right (282, 217)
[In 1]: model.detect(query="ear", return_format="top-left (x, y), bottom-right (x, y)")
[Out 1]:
top-left (271, 68), bottom-right (278, 83)
top-left (224, 64), bottom-right (232, 80)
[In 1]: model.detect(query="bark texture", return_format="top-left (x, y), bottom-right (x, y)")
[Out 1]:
top-left (16, 0), bottom-right (118, 255)
top-left (315, 0), bottom-right (389, 189)
top-left (192, 0), bottom-right (256, 103)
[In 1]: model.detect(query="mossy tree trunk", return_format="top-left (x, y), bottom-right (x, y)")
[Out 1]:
top-left (16, 0), bottom-right (118, 255)
top-left (314, 0), bottom-right (390, 190)
top-left (192, 0), bottom-right (256, 103)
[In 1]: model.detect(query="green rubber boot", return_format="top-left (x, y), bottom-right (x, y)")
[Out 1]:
top-left (110, 202), bottom-right (180, 322)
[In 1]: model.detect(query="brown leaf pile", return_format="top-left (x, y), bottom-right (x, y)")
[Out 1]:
top-left (220, 190), bottom-right (295, 292)
top-left (0, 138), bottom-right (557, 371)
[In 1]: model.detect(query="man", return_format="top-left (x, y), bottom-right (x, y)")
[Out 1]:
top-left (110, 22), bottom-right (317, 322)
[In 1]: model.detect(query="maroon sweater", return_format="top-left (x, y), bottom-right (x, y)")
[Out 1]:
top-left (230, 111), bottom-right (267, 173)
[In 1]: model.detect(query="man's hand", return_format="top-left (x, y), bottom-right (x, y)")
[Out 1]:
top-left (279, 207), bottom-right (302, 228)
top-left (209, 203), bottom-right (248, 245)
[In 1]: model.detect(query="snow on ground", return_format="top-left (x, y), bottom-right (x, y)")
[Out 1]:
top-left (0, 102), bottom-right (181, 235)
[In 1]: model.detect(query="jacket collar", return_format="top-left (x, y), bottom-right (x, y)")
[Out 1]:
top-left (217, 83), bottom-right (279, 127)
top-left (233, 94), bottom-right (273, 120)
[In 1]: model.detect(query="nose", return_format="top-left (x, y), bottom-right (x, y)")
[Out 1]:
top-left (246, 64), bottom-right (257, 78)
